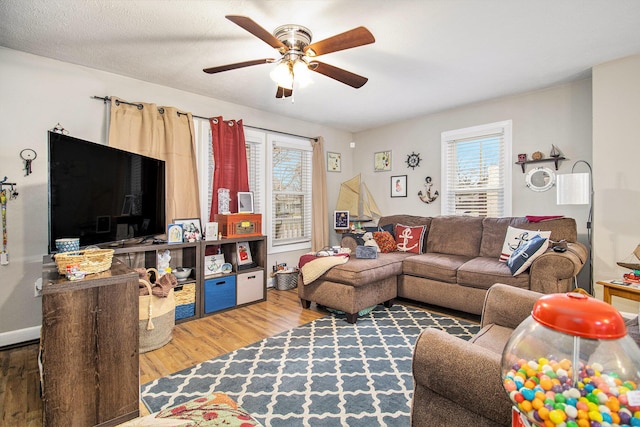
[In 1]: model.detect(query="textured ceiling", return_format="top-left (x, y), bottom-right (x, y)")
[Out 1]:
top-left (1, 0), bottom-right (640, 132)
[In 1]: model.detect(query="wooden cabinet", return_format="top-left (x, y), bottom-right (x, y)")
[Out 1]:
top-left (112, 241), bottom-right (201, 323)
top-left (40, 258), bottom-right (139, 427)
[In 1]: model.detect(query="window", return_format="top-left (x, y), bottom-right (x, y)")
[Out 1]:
top-left (267, 134), bottom-right (312, 253)
top-left (195, 119), bottom-right (311, 253)
top-left (441, 120), bottom-right (512, 217)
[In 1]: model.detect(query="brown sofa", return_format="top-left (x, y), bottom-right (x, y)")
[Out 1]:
top-left (411, 283), bottom-right (542, 426)
top-left (299, 215), bottom-right (587, 322)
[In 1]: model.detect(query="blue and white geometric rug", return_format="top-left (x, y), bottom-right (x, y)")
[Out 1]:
top-left (141, 305), bottom-right (480, 427)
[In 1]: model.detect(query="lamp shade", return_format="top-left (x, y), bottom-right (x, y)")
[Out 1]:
top-left (556, 172), bottom-right (589, 205)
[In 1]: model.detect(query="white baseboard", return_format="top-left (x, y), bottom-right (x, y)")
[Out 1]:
top-left (0, 325), bottom-right (41, 347)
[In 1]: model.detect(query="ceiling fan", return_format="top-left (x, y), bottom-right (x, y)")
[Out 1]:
top-left (203, 15), bottom-right (375, 98)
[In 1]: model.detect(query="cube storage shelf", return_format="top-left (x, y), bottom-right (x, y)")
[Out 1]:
top-left (111, 235), bottom-right (267, 323)
top-left (201, 235), bottom-right (267, 317)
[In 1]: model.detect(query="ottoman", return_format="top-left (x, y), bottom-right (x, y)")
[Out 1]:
top-left (298, 252), bottom-right (409, 323)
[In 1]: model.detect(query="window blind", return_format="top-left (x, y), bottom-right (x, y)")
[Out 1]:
top-left (270, 139), bottom-right (312, 248)
top-left (442, 120), bottom-right (511, 217)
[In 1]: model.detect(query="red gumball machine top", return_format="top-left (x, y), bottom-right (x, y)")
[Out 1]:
top-left (532, 292), bottom-right (628, 340)
top-left (501, 291), bottom-right (640, 427)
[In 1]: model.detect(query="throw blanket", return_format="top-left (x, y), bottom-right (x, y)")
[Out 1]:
top-left (136, 268), bottom-right (177, 297)
top-left (299, 253), bottom-right (349, 285)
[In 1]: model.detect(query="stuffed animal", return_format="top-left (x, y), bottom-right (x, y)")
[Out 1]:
top-left (362, 232), bottom-right (380, 252)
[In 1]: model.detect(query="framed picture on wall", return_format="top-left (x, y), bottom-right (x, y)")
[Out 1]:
top-left (374, 150), bottom-right (392, 172)
top-left (327, 152), bottom-right (341, 172)
top-left (334, 210), bottom-right (350, 230)
top-left (391, 175), bottom-right (408, 197)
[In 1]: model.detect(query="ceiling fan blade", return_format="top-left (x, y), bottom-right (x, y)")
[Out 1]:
top-left (275, 86), bottom-right (293, 98)
top-left (304, 26), bottom-right (375, 57)
top-left (203, 58), bottom-right (273, 74)
top-left (309, 61), bottom-right (368, 88)
top-left (226, 15), bottom-right (286, 51)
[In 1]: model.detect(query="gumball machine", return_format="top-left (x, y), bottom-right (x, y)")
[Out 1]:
top-left (501, 292), bottom-right (640, 427)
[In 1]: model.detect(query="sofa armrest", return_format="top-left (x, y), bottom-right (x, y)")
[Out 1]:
top-left (481, 283), bottom-right (541, 329)
top-left (412, 328), bottom-right (511, 425)
top-left (528, 241), bottom-right (588, 294)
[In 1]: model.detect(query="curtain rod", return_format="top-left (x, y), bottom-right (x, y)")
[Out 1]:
top-left (92, 95), bottom-right (318, 141)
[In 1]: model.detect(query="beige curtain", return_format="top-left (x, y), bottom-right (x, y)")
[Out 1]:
top-left (311, 136), bottom-right (329, 251)
top-left (108, 97), bottom-right (200, 228)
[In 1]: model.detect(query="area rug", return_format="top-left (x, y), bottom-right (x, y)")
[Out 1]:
top-left (141, 305), bottom-right (480, 427)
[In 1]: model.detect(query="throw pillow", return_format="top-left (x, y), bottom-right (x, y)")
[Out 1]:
top-left (500, 226), bottom-right (551, 262)
top-left (507, 234), bottom-right (549, 276)
top-left (373, 231), bottom-right (397, 253)
top-left (395, 224), bottom-right (427, 254)
top-left (365, 223), bottom-right (395, 238)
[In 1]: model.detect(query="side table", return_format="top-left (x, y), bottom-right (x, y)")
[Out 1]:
top-left (596, 280), bottom-right (640, 305)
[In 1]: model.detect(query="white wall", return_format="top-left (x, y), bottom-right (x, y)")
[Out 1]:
top-left (0, 47), bottom-right (353, 344)
top-left (593, 54), bottom-right (640, 315)
top-left (354, 79), bottom-right (593, 288)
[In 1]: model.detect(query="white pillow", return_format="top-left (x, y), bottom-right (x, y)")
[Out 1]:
top-left (507, 235), bottom-right (550, 276)
top-left (500, 226), bottom-right (551, 262)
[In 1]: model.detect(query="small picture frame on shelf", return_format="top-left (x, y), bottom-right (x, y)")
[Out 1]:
top-left (391, 175), bottom-right (407, 197)
top-left (173, 218), bottom-right (202, 242)
top-left (236, 241), bottom-right (256, 270)
top-left (204, 254), bottom-right (225, 275)
top-left (205, 222), bottom-right (219, 241)
top-left (167, 224), bottom-right (183, 244)
top-left (238, 191), bottom-right (254, 214)
top-left (334, 210), bottom-right (350, 230)
top-left (374, 150), bottom-right (392, 172)
top-left (327, 152), bottom-right (341, 172)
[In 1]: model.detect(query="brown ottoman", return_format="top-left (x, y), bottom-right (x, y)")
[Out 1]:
top-left (298, 252), bottom-right (409, 323)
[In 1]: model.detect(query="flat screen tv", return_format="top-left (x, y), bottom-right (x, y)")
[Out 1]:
top-left (48, 131), bottom-right (166, 253)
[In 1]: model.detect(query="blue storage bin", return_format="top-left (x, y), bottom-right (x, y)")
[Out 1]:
top-left (204, 276), bottom-right (236, 314)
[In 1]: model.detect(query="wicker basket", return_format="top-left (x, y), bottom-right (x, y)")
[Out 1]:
top-left (54, 248), bottom-right (114, 275)
top-left (275, 271), bottom-right (298, 290)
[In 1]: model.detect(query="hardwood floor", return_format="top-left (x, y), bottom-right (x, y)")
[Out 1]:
top-left (0, 288), bottom-right (479, 425)
top-left (0, 288), bottom-right (325, 425)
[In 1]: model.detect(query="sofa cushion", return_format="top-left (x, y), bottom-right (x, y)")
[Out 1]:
top-left (457, 257), bottom-right (529, 290)
top-left (320, 252), bottom-right (409, 286)
top-left (427, 216), bottom-right (484, 257)
top-left (479, 217), bottom-right (528, 259)
top-left (517, 217), bottom-right (578, 242)
top-left (378, 215), bottom-right (431, 249)
top-left (373, 231), bottom-right (397, 253)
top-left (403, 253), bottom-right (472, 283)
top-left (507, 234), bottom-right (549, 275)
top-left (395, 224), bottom-right (426, 253)
top-left (499, 226), bottom-right (551, 262)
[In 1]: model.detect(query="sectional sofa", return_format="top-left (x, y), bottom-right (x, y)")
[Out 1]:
top-left (298, 214), bottom-right (588, 322)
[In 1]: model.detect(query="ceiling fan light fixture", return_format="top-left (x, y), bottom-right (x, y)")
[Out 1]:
top-left (269, 61), bottom-right (294, 89)
top-left (269, 57), bottom-right (312, 90)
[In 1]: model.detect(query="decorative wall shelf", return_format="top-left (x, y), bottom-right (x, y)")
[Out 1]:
top-left (515, 156), bottom-right (565, 173)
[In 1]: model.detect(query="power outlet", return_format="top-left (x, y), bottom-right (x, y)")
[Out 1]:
top-left (34, 278), bottom-right (42, 297)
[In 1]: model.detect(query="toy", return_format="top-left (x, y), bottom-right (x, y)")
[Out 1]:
top-left (362, 232), bottom-right (380, 252)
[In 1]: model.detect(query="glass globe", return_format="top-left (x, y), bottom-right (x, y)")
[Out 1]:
top-left (501, 292), bottom-right (640, 427)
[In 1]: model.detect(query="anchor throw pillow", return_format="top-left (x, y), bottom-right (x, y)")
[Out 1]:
top-left (395, 224), bottom-right (426, 254)
top-left (507, 234), bottom-right (550, 276)
top-left (500, 226), bottom-right (551, 262)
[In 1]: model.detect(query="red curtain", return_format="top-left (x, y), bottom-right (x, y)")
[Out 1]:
top-left (209, 117), bottom-right (249, 221)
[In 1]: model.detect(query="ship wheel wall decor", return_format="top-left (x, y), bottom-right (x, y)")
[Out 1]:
top-left (418, 176), bottom-right (439, 204)
top-left (406, 152), bottom-right (421, 169)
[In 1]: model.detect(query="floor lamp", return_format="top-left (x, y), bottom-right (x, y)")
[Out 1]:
top-left (556, 160), bottom-right (593, 294)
